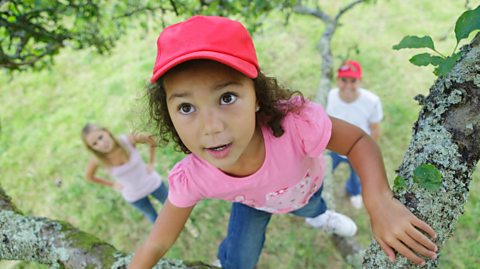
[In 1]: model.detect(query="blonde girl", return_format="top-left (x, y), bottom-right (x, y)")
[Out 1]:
top-left (82, 123), bottom-right (168, 223)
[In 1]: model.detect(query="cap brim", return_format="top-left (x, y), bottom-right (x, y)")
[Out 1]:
top-left (150, 51), bottom-right (258, 82)
top-left (337, 72), bottom-right (361, 79)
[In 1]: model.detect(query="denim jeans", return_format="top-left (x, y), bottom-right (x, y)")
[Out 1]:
top-left (217, 185), bottom-right (327, 269)
top-left (330, 152), bottom-right (361, 196)
top-left (129, 183), bottom-right (168, 223)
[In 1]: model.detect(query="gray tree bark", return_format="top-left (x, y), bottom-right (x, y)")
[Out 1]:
top-left (363, 34), bottom-right (480, 268)
top-left (0, 187), bottom-right (216, 269)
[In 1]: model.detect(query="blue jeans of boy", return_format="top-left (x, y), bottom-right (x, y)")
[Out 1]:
top-left (330, 152), bottom-right (361, 196)
top-left (217, 186), bottom-right (327, 269)
top-left (129, 183), bottom-right (168, 223)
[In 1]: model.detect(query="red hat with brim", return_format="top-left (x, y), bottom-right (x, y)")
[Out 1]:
top-left (151, 16), bottom-right (260, 83)
top-left (337, 60), bottom-right (362, 79)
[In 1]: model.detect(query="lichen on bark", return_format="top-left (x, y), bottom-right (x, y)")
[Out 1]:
top-left (363, 34), bottom-right (480, 268)
top-left (0, 187), bottom-right (217, 269)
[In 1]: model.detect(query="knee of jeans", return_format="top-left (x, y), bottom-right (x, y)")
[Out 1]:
top-left (218, 238), bottom-right (263, 269)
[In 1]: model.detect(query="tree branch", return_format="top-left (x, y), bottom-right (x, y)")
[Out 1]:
top-left (363, 33), bottom-right (480, 268)
top-left (113, 5), bottom-right (171, 20)
top-left (335, 0), bottom-right (365, 22)
top-left (0, 186), bottom-right (217, 269)
top-left (292, 3), bottom-right (333, 23)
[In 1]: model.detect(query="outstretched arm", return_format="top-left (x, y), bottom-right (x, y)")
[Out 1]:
top-left (327, 117), bottom-right (437, 266)
top-left (128, 200), bottom-right (194, 269)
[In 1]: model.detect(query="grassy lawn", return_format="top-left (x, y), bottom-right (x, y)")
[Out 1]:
top-left (1, 1), bottom-right (478, 268)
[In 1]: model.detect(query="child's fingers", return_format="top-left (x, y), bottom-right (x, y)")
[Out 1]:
top-left (377, 239), bottom-right (396, 262)
top-left (400, 233), bottom-right (437, 260)
top-left (406, 226), bottom-right (438, 252)
top-left (412, 217), bottom-right (436, 239)
top-left (390, 239), bottom-right (426, 266)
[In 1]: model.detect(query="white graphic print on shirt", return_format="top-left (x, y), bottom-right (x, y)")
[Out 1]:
top-left (235, 170), bottom-right (320, 213)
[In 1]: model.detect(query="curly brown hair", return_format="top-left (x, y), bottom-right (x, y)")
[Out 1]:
top-left (147, 64), bottom-right (304, 154)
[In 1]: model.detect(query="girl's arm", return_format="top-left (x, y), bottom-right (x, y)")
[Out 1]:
top-left (85, 158), bottom-right (115, 188)
top-left (327, 117), bottom-right (437, 266)
top-left (128, 200), bottom-right (194, 268)
top-left (130, 133), bottom-right (156, 173)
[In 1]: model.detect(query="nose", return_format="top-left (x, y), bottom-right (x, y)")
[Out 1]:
top-left (201, 108), bottom-right (224, 135)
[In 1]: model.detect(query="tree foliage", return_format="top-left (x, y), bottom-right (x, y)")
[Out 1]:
top-left (0, 0), bottom-right (296, 71)
top-left (1, 0), bottom-right (115, 70)
top-left (393, 4), bottom-right (480, 76)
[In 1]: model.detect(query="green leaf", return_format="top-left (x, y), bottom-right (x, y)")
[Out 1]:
top-left (393, 176), bottom-right (407, 192)
top-left (434, 53), bottom-right (461, 76)
top-left (409, 53), bottom-right (446, 67)
top-left (392, 35), bottom-right (435, 50)
top-left (409, 53), bottom-right (435, 66)
top-left (430, 55), bottom-right (444, 66)
top-left (454, 5), bottom-right (480, 43)
top-left (413, 164), bottom-right (442, 191)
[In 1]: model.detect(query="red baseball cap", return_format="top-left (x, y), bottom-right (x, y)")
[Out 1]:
top-left (337, 60), bottom-right (362, 79)
top-left (150, 16), bottom-right (260, 83)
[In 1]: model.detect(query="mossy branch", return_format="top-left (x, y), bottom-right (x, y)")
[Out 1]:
top-left (0, 186), bottom-right (216, 269)
top-left (363, 33), bottom-right (480, 268)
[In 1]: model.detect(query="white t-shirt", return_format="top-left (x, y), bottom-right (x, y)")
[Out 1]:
top-left (326, 88), bottom-right (383, 135)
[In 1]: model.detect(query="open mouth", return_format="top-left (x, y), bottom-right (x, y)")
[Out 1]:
top-left (205, 143), bottom-right (232, 159)
top-left (208, 143), bottom-right (231, 151)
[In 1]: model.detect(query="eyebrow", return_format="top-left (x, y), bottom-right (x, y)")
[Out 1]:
top-left (167, 81), bottom-right (239, 102)
top-left (168, 92), bottom-right (190, 102)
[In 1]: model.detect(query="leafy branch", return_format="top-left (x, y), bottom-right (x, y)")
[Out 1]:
top-left (392, 5), bottom-right (480, 76)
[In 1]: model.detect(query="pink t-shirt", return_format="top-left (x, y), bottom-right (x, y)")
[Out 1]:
top-left (167, 99), bottom-right (332, 214)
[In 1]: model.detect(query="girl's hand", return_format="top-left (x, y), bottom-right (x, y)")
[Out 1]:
top-left (368, 196), bottom-right (438, 266)
top-left (113, 182), bottom-right (124, 192)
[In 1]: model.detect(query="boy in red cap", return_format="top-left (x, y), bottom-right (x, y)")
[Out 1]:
top-left (128, 16), bottom-right (437, 269)
top-left (326, 60), bottom-right (383, 209)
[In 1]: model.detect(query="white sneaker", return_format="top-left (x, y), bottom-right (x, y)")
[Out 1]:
top-left (211, 259), bottom-right (222, 268)
top-left (305, 210), bottom-right (357, 237)
top-left (350, 195), bottom-right (363, 209)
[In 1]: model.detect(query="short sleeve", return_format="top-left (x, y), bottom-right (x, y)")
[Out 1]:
top-left (167, 161), bottom-right (202, 208)
top-left (368, 98), bottom-right (383, 124)
top-left (289, 99), bottom-right (332, 158)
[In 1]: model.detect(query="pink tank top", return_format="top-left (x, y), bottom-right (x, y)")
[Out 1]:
top-left (108, 135), bottom-right (162, 202)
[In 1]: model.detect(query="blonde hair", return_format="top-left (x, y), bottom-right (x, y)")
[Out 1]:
top-left (81, 123), bottom-right (129, 166)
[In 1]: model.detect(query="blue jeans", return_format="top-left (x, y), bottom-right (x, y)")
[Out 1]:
top-left (217, 186), bottom-right (327, 269)
top-left (330, 152), bottom-right (361, 196)
top-left (129, 183), bottom-right (168, 223)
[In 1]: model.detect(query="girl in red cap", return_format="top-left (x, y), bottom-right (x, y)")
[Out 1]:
top-left (82, 123), bottom-right (168, 224)
top-left (129, 16), bottom-right (437, 269)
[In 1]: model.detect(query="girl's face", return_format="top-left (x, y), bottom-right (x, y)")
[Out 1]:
top-left (163, 61), bottom-right (260, 173)
top-left (85, 130), bottom-right (115, 154)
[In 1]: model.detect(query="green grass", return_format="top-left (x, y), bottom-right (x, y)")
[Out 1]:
top-left (1, 1), bottom-right (479, 268)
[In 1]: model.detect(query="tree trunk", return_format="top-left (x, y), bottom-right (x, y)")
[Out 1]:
top-left (363, 34), bottom-right (480, 268)
top-left (293, 2), bottom-right (366, 266)
top-left (0, 187), bottom-right (216, 269)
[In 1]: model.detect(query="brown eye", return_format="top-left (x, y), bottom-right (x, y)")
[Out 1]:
top-left (220, 92), bottom-right (237, 105)
top-left (178, 103), bottom-right (195, 115)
